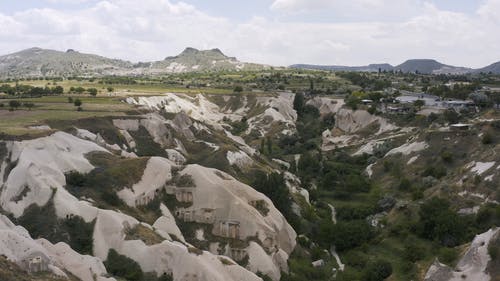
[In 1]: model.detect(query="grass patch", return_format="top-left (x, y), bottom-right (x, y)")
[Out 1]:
top-left (125, 224), bottom-right (164, 246)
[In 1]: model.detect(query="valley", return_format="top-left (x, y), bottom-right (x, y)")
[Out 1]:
top-left (0, 67), bottom-right (499, 281)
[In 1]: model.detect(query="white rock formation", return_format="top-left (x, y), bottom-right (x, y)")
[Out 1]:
top-left (386, 141), bottom-right (428, 156)
top-left (307, 97), bottom-right (345, 115)
top-left (335, 108), bottom-right (397, 135)
top-left (38, 239), bottom-right (116, 281)
top-left (247, 93), bottom-right (297, 136)
top-left (0, 132), bottom-right (289, 281)
top-left (117, 157), bottom-right (174, 207)
top-left (165, 149), bottom-right (187, 165)
top-left (127, 93), bottom-right (225, 129)
top-left (170, 165), bottom-right (297, 254)
top-left (0, 132), bottom-right (108, 218)
top-left (0, 215), bottom-right (115, 281)
top-left (424, 228), bottom-right (499, 281)
top-left (227, 150), bottom-right (254, 169)
top-left (153, 203), bottom-right (186, 242)
top-left (466, 161), bottom-right (496, 176)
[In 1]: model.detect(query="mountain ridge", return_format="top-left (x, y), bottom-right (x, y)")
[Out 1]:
top-left (0, 47), bottom-right (268, 78)
top-left (291, 58), bottom-right (499, 74)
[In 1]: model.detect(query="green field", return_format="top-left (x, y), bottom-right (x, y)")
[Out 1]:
top-left (0, 96), bottom-right (132, 135)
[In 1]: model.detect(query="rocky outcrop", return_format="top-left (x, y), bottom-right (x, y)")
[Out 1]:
top-left (0, 215), bottom-right (115, 281)
top-left (306, 97), bottom-right (344, 115)
top-left (424, 228), bottom-right (500, 281)
top-left (170, 164), bottom-right (297, 254)
top-left (334, 109), bottom-right (397, 135)
top-left (117, 157), bottom-right (174, 207)
top-left (0, 132), bottom-right (108, 218)
top-left (0, 131), bottom-right (295, 280)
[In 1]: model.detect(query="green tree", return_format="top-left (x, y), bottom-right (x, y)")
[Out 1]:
top-left (443, 109), bottom-right (459, 124)
top-left (104, 249), bottom-right (143, 281)
top-left (53, 85), bottom-right (64, 95)
top-left (319, 220), bottom-right (374, 251)
top-left (414, 99), bottom-right (425, 110)
top-left (417, 197), bottom-right (466, 246)
top-left (266, 136), bottom-right (273, 155)
top-left (363, 260), bottom-right (393, 281)
top-left (74, 99), bottom-right (82, 107)
top-left (23, 102), bottom-right (35, 110)
top-left (252, 172), bottom-right (292, 218)
top-left (234, 85), bottom-right (243, 93)
top-left (8, 100), bottom-right (21, 110)
top-left (88, 88), bottom-right (98, 97)
top-left (293, 92), bottom-right (304, 114)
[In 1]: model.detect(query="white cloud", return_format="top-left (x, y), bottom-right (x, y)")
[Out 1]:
top-left (270, 0), bottom-right (422, 19)
top-left (0, 0), bottom-right (498, 68)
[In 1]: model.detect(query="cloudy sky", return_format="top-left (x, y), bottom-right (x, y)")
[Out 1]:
top-left (0, 0), bottom-right (499, 67)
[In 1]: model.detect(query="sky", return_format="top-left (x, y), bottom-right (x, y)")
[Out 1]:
top-left (0, 0), bottom-right (499, 68)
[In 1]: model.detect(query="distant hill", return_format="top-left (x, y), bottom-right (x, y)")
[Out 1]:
top-left (475, 61), bottom-right (500, 74)
top-left (0, 47), bottom-right (268, 78)
top-left (291, 59), bottom-right (478, 74)
top-left (0, 47), bottom-right (133, 78)
top-left (290, 63), bottom-right (393, 72)
top-left (394, 59), bottom-right (471, 74)
top-left (145, 47), bottom-right (268, 73)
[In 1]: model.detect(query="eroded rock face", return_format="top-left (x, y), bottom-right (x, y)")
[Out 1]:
top-left (0, 132), bottom-right (108, 218)
top-left (335, 108), bottom-right (397, 135)
top-left (424, 228), bottom-right (500, 281)
top-left (118, 157), bottom-right (174, 207)
top-left (307, 97), bottom-right (345, 116)
top-left (169, 164), bottom-right (296, 254)
top-left (0, 215), bottom-right (115, 281)
top-left (0, 131), bottom-right (295, 280)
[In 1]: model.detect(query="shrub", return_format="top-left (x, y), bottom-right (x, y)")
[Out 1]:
top-left (440, 151), bottom-right (453, 163)
top-left (363, 260), bottom-right (393, 281)
top-left (104, 249), bottom-right (143, 281)
top-left (418, 198), bottom-right (466, 247)
top-left (63, 216), bottom-right (95, 255)
top-left (398, 178), bottom-right (412, 190)
top-left (488, 236), bottom-right (500, 261)
top-left (403, 237), bottom-right (425, 262)
top-left (319, 220), bottom-right (374, 251)
top-left (438, 247), bottom-right (459, 266)
top-left (172, 174), bottom-right (196, 187)
top-left (482, 132), bottom-right (493, 144)
top-left (423, 165), bottom-right (447, 179)
top-left (66, 171), bottom-right (87, 187)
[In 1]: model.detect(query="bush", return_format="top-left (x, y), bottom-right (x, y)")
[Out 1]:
top-left (319, 220), bottom-right (374, 251)
top-left (63, 216), bottom-right (95, 255)
top-left (443, 109), bottom-right (459, 124)
top-left (488, 236), bottom-right (500, 261)
top-left (104, 249), bottom-right (143, 281)
top-left (423, 165), bottom-right (447, 179)
top-left (418, 198), bottom-right (466, 246)
top-left (66, 171), bottom-right (87, 187)
top-left (17, 197), bottom-right (94, 255)
top-left (403, 237), bottom-right (425, 262)
top-left (398, 178), bottom-right (412, 190)
top-left (440, 151), bottom-right (453, 163)
top-left (438, 247), bottom-right (459, 266)
top-left (362, 260), bottom-right (393, 281)
top-left (482, 132), bottom-right (493, 144)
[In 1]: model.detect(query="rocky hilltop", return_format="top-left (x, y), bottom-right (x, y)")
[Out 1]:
top-left (0, 47), bottom-right (268, 78)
